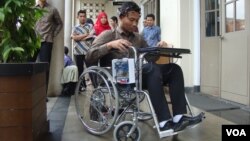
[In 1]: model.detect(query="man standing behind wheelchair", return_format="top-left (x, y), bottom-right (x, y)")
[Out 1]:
top-left (86, 1), bottom-right (202, 132)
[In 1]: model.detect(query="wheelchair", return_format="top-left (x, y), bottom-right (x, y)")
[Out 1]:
top-left (74, 46), bottom-right (205, 141)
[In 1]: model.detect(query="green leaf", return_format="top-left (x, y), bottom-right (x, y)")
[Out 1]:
top-left (4, 0), bottom-right (13, 8)
top-left (3, 47), bottom-right (11, 62)
top-left (12, 0), bottom-right (22, 7)
top-left (3, 47), bottom-right (24, 62)
top-left (0, 13), bottom-right (4, 22)
top-left (0, 8), bottom-right (4, 21)
top-left (4, 7), bottom-right (12, 13)
top-left (1, 0), bottom-right (44, 63)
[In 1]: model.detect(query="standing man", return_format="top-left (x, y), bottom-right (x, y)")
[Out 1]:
top-left (35, 0), bottom-right (63, 97)
top-left (71, 10), bottom-right (93, 88)
top-left (142, 14), bottom-right (161, 47)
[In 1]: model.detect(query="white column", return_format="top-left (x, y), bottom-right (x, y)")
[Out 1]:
top-left (193, 0), bottom-right (200, 89)
top-left (64, 0), bottom-right (72, 55)
top-left (47, 0), bottom-right (65, 96)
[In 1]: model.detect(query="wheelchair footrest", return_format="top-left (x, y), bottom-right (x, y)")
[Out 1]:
top-left (158, 112), bottom-right (205, 138)
top-left (159, 129), bottom-right (175, 138)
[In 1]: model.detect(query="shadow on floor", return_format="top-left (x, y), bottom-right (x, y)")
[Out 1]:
top-left (40, 95), bottom-right (71, 141)
top-left (187, 93), bottom-right (250, 124)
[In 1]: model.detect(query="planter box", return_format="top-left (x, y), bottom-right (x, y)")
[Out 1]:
top-left (0, 63), bottom-right (49, 141)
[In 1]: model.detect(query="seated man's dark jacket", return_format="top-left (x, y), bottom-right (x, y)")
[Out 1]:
top-left (85, 27), bottom-right (159, 66)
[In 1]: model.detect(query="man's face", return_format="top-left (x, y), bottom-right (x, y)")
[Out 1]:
top-left (110, 19), bottom-right (116, 27)
top-left (120, 11), bottom-right (140, 33)
top-left (146, 17), bottom-right (154, 27)
top-left (78, 13), bottom-right (86, 24)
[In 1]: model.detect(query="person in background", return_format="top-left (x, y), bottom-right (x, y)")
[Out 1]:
top-left (86, 1), bottom-right (202, 133)
top-left (64, 46), bottom-right (73, 67)
top-left (86, 18), bottom-right (94, 27)
top-left (110, 16), bottom-right (118, 30)
top-left (94, 12), bottom-right (111, 36)
top-left (61, 47), bottom-right (78, 95)
top-left (143, 17), bottom-right (148, 27)
top-left (71, 10), bottom-right (93, 88)
top-left (35, 0), bottom-right (63, 100)
top-left (85, 18), bottom-right (96, 43)
top-left (139, 17), bottom-right (147, 34)
top-left (142, 13), bottom-right (161, 47)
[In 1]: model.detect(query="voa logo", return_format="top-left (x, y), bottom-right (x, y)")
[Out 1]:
top-left (226, 129), bottom-right (246, 136)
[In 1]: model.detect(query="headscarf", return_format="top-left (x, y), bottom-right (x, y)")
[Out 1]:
top-left (94, 12), bottom-right (111, 36)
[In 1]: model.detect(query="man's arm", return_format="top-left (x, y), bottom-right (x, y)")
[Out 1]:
top-left (71, 32), bottom-right (89, 41)
top-left (86, 30), bottom-right (132, 64)
top-left (85, 30), bottom-right (114, 64)
top-left (53, 8), bottom-right (63, 37)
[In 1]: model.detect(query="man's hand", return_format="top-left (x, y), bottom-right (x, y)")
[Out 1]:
top-left (156, 41), bottom-right (168, 47)
top-left (71, 33), bottom-right (89, 41)
top-left (106, 39), bottom-right (132, 52)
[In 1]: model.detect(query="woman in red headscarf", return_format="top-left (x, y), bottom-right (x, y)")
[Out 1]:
top-left (94, 12), bottom-right (111, 36)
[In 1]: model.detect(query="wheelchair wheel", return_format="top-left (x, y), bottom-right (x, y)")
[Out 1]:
top-left (75, 67), bottom-right (119, 135)
top-left (114, 121), bottom-right (141, 141)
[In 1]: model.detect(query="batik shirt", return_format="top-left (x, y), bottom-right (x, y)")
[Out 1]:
top-left (72, 23), bottom-right (93, 55)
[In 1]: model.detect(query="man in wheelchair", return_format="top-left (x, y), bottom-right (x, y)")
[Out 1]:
top-left (85, 1), bottom-right (202, 133)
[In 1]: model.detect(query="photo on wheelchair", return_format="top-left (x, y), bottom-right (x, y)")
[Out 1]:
top-left (74, 46), bottom-right (205, 141)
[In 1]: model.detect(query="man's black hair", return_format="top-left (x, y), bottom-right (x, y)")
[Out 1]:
top-left (64, 46), bottom-right (69, 55)
top-left (77, 9), bottom-right (86, 16)
top-left (111, 16), bottom-right (118, 24)
top-left (146, 14), bottom-right (155, 20)
top-left (118, 1), bottom-right (141, 17)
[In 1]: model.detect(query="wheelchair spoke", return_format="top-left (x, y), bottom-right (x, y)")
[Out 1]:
top-left (75, 68), bottom-right (119, 135)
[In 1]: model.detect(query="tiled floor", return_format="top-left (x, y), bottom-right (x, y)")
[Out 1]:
top-left (45, 94), bottom-right (250, 141)
top-left (56, 97), bottom-right (224, 141)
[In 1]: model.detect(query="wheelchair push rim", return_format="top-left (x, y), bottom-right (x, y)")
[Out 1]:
top-left (75, 68), bottom-right (119, 135)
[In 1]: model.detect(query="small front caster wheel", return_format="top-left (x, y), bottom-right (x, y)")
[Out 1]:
top-left (113, 121), bottom-right (141, 141)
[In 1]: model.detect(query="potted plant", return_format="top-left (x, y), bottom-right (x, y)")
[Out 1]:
top-left (0, 0), bottom-right (43, 62)
top-left (0, 1), bottom-right (49, 141)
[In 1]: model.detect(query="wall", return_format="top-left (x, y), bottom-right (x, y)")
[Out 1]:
top-left (180, 0), bottom-right (195, 90)
top-left (47, 0), bottom-right (65, 96)
top-left (160, 0), bottom-right (196, 89)
top-left (74, 0), bottom-right (119, 25)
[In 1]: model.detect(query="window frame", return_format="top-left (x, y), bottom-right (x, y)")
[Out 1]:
top-left (205, 0), bottom-right (221, 37)
top-left (225, 0), bottom-right (245, 33)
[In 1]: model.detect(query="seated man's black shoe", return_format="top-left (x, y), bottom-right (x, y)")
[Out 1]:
top-left (183, 112), bottom-right (205, 126)
top-left (160, 121), bottom-right (174, 131)
top-left (173, 117), bottom-right (190, 132)
top-left (173, 113), bottom-right (205, 132)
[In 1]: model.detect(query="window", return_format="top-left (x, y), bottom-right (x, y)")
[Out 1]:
top-left (205, 0), bottom-right (220, 37)
top-left (80, 1), bottom-right (105, 20)
top-left (225, 0), bottom-right (245, 33)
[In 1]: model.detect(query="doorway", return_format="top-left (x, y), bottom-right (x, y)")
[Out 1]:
top-left (200, 0), bottom-right (249, 105)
